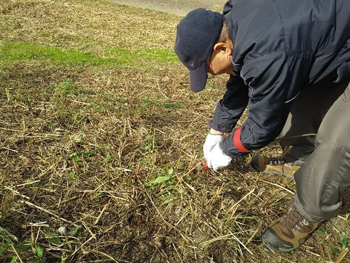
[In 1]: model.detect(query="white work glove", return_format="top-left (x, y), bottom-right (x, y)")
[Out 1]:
top-left (206, 143), bottom-right (232, 171)
top-left (203, 133), bottom-right (223, 160)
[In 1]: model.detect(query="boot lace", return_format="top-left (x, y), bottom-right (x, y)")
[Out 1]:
top-left (268, 157), bottom-right (285, 165)
top-left (267, 146), bottom-right (293, 166)
top-left (281, 207), bottom-right (310, 232)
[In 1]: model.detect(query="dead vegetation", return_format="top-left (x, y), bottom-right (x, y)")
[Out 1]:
top-left (1, 0), bottom-right (349, 262)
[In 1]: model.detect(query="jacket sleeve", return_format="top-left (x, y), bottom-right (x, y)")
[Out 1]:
top-left (221, 51), bottom-right (311, 156)
top-left (209, 75), bottom-right (249, 133)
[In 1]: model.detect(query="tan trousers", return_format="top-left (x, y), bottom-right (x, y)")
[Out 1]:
top-left (281, 82), bottom-right (350, 222)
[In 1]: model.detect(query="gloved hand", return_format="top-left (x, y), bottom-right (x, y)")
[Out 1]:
top-left (203, 133), bottom-right (223, 160)
top-left (206, 143), bottom-right (232, 170)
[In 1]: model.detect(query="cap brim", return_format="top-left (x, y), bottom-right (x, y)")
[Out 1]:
top-left (189, 62), bottom-right (208, 93)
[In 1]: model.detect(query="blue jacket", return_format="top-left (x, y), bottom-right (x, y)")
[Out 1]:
top-left (211, 0), bottom-right (350, 156)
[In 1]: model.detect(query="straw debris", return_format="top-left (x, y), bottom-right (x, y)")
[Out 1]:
top-left (1, 0), bottom-right (349, 262)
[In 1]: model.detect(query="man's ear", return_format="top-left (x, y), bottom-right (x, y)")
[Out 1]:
top-left (213, 42), bottom-right (226, 52)
top-left (213, 41), bottom-right (233, 55)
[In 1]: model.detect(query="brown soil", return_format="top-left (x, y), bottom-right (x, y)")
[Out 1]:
top-left (1, 0), bottom-right (349, 262)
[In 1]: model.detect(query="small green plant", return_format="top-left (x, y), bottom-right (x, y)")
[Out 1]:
top-left (69, 170), bottom-right (78, 180)
top-left (69, 152), bottom-right (83, 166)
top-left (147, 167), bottom-right (175, 190)
top-left (142, 135), bottom-right (155, 153)
top-left (0, 227), bottom-right (14, 257)
top-left (0, 227), bottom-right (29, 261)
top-left (164, 102), bottom-right (181, 109)
top-left (314, 229), bottom-right (327, 235)
top-left (1, 212), bottom-right (7, 224)
top-left (339, 233), bottom-right (350, 249)
top-left (105, 153), bottom-right (112, 163)
top-left (34, 244), bottom-right (44, 259)
top-left (69, 226), bottom-right (83, 238)
top-left (142, 99), bottom-right (181, 109)
top-left (42, 232), bottom-right (63, 247)
top-left (72, 111), bottom-right (84, 123)
top-left (9, 255), bottom-right (19, 263)
top-left (331, 233), bottom-right (350, 254)
top-left (83, 149), bottom-right (94, 158)
top-left (55, 80), bottom-right (79, 96)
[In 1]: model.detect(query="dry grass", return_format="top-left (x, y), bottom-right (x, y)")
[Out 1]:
top-left (1, 0), bottom-right (350, 262)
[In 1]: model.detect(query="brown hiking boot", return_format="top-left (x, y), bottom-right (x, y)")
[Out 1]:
top-left (261, 206), bottom-right (321, 252)
top-left (250, 155), bottom-right (300, 178)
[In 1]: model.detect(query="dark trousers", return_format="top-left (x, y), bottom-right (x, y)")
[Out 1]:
top-left (279, 84), bottom-right (347, 163)
top-left (280, 82), bottom-right (350, 222)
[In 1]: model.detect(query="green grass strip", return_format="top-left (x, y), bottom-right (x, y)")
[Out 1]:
top-left (0, 40), bottom-right (179, 67)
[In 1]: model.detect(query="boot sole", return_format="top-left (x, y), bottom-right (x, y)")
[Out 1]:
top-left (261, 228), bottom-right (295, 252)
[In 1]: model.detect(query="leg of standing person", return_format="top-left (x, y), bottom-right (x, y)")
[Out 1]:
top-left (262, 82), bottom-right (350, 252)
top-left (294, 82), bottom-right (350, 222)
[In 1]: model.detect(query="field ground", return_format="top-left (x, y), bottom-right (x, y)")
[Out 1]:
top-left (1, 0), bottom-right (350, 262)
top-left (108, 0), bottom-right (227, 16)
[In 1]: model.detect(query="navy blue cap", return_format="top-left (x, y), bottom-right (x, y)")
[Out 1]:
top-left (174, 8), bottom-right (223, 92)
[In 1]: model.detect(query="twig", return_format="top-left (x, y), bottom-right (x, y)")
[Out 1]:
top-left (227, 189), bottom-right (255, 216)
top-left (199, 234), bottom-right (233, 246)
top-left (11, 244), bottom-right (23, 263)
top-left (281, 133), bottom-right (317, 140)
top-left (336, 248), bottom-right (349, 263)
top-left (37, 162), bottom-right (60, 178)
top-left (91, 250), bottom-right (118, 262)
top-left (172, 242), bottom-right (184, 263)
top-left (0, 226), bottom-right (18, 243)
top-left (245, 222), bottom-right (263, 245)
top-left (28, 222), bottom-right (50, 227)
top-left (174, 211), bottom-right (189, 226)
top-left (21, 200), bottom-right (78, 227)
top-left (69, 99), bottom-right (91, 105)
top-left (305, 248), bottom-right (320, 257)
top-left (261, 180), bottom-right (295, 195)
top-left (4, 186), bottom-right (30, 200)
top-left (229, 231), bottom-right (253, 255)
top-left (5, 87), bottom-right (11, 101)
top-left (200, 231), bottom-right (253, 255)
top-left (0, 147), bottom-right (18, 153)
top-left (156, 81), bottom-right (169, 100)
top-left (82, 221), bottom-right (96, 240)
top-left (94, 203), bottom-right (109, 225)
top-left (60, 196), bottom-right (79, 205)
top-left (68, 235), bottom-right (95, 260)
top-left (16, 180), bottom-right (41, 187)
